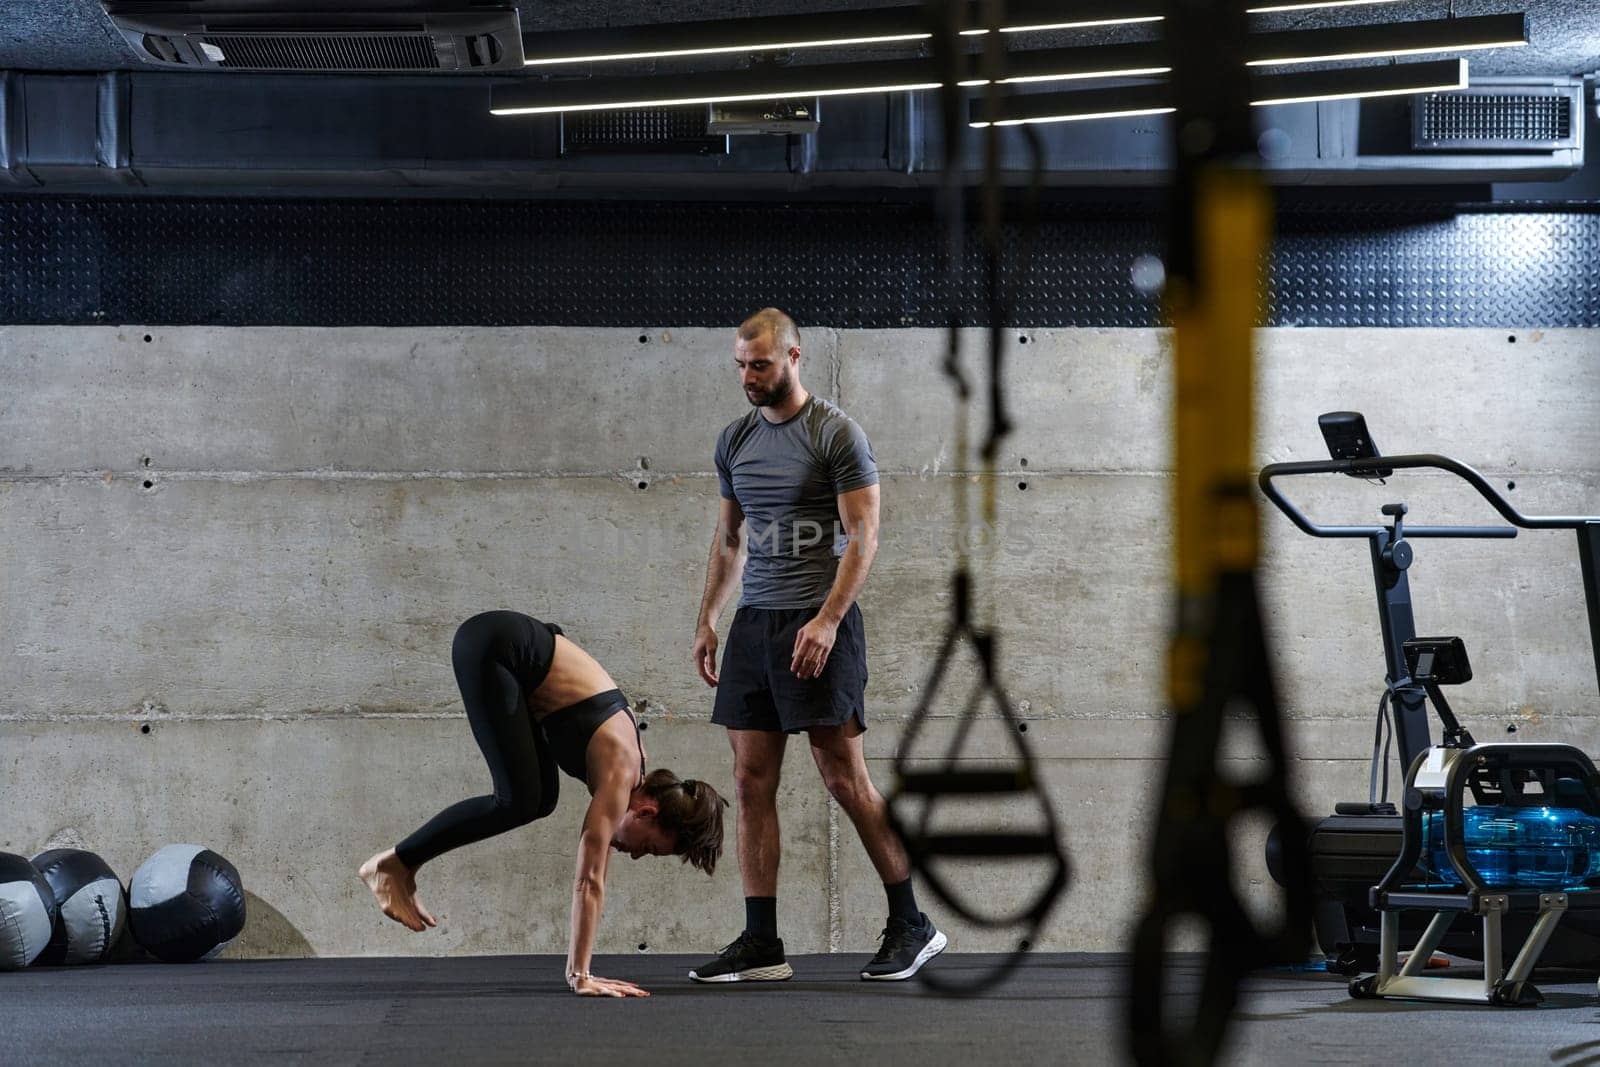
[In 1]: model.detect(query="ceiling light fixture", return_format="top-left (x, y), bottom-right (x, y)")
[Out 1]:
top-left (497, 14), bottom-right (1518, 118)
top-left (521, 1), bottom-right (1165, 68)
top-left (1252, 56), bottom-right (1468, 105)
top-left (969, 57), bottom-right (1469, 127)
top-left (1247, 0), bottom-right (1408, 12)
top-left (958, 16), bottom-right (1163, 37)
top-left (494, 43), bottom-right (1172, 116)
top-left (1247, 14), bottom-right (1526, 67)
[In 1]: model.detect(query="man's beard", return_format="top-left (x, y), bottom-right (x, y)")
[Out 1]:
top-left (746, 371), bottom-right (794, 408)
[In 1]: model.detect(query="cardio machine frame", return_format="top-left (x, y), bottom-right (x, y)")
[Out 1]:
top-left (1352, 740), bottom-right (1600, 1005)
top-left (1259, 446), bottom-right (1600, 1004)
top-left (1259, 451), bottom-right (1600, 735)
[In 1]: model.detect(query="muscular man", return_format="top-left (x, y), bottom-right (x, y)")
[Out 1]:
top-left (689, 308), bottom-right (946, 983)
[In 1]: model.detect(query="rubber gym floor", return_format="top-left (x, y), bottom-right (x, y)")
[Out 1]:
top-left (4, 952), bottom-right (1599, 1065)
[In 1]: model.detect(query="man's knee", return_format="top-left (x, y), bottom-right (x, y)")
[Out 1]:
top-left (733, 762), bottom-right (781, 807)
top-left (729, 729), bottom-right (784, 805)
top-left (816, 757), bottom-right (876, 812)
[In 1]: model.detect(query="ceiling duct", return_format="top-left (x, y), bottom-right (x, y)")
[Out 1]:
top-left (99, 1), bottom-right (524, 72)
top-left (1412, 80), bottom-right (1584, 152)
top-left (0, 71), bottom-right (1584, 192)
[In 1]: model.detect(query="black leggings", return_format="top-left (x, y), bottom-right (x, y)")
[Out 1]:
top-left (394, 612), bottom-right (561, 870)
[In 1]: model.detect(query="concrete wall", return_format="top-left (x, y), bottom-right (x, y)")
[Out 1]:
top-left (3, 325), bottom-right (1597, 960)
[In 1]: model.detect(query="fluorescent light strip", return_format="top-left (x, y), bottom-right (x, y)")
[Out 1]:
top-left (1006, 16), bottom-right (1164, 33)
top-left (1247, 14), bottom-right (1528, 67)
top-left (506, 17), bottom-right (1520, 116)
top-left (498, 68), bottom-right (1169, 113)
top-left (969, 83), bottom-right (1168, 127)
top-left (1248, 1), bottom-right (1406, 12)
top-left (495, 42), bottom-right (1172, 115)
top-left (523, 4), bottom-right (1166, 67)
top-left (1248, 40), bottom-right (1524, 67)
top-left (971, 58), bottom-right (1468, 127)
top-left (956, 66), bottom-right (1171, 87)
top-left (959, 16), bottom-right (1164, 35)
top-left (1251, 79), bottom-right (1463, 107)
top-left (988, 106), bottom-right (1174, 127)
top-left (523, 34), bottom-right (931, 67)
top-left (493, 83), bottom-right (945, 117)
top-left (1252, 64), bottom-right (1466, 106)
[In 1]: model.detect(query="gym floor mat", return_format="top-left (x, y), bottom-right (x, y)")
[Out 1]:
top-left (3, 953), bottom-right (1596, 1065)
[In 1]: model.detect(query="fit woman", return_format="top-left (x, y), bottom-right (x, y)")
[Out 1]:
top-left (360, 610), bottom-right (727, 997)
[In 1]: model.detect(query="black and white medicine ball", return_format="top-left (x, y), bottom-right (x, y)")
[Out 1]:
top-left (0, 852), bottom-right (57, 970)
top-left (31, 849), bottom-right (128, 966)
top-left (128, 844), bottom-right (246, 963)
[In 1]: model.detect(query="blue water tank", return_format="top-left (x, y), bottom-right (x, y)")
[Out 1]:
top-left (1420, 806), bottom-right (1600, 889)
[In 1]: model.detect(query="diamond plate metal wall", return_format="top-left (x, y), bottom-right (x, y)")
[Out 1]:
top-left (1, 196), bottom-right (1596, 327)
top-left (1273, 207), bottom-right (1600, 327)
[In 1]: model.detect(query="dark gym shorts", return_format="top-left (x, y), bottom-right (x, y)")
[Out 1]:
top-left (711, 603), bottom-right (869, 734)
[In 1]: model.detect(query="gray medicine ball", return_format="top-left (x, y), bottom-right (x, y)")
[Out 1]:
top-left (31, 849), bottom-right (128, 965)
top-left (128, 844), bottom-right (246, 963)
top-left (0, 852), bottom-right (57, 970)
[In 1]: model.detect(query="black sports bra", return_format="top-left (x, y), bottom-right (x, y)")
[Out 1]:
top-left (538, 688), bottom-right (645, 786)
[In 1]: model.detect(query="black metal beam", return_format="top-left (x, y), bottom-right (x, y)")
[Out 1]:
top-left (1579, 523), bottom-right (1600, 702)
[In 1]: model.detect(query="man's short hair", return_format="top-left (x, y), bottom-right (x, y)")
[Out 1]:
top-left (738, 308), bottom-right (800, 354)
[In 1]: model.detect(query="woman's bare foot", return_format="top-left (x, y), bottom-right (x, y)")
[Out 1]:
top-left (358, 848), bottom-right (438, 932)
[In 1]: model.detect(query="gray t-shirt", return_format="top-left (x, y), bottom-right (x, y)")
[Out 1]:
top-left (715, 395), bottom-right (879, 609)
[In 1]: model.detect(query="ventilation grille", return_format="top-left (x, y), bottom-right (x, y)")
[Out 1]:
top-left (561, 107), bottom-right (726, 155)
top-left (1419, 94), bottom-right (1569, 142)
top-left (200, 33), bottom-right (441, 71)
top-left (1413, 88), bottom-right (1580, 151)
top-left (566, 108), bottom-right (709, 145)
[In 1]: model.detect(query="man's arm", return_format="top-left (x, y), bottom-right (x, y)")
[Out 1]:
top-left (792, 483), bottom-right (880, 679)
top-left (694, 496), bottom-right (746, 686)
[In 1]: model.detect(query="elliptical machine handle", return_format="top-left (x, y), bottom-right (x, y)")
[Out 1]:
top-left (1259, 457), bottom-right (1525, 540)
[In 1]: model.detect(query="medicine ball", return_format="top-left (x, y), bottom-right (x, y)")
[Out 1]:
top-left (31, 849), bottom-right (128, 965)
top-left (128, 844), bottom-right (246, 963)
top-left (0, 852), bottom-right (57, 970)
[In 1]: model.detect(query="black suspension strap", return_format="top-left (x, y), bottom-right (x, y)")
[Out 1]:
top-left (1126, 3), bottom-right (1314, 1063)
top-left (886, 0), bottom-right (1069, 996)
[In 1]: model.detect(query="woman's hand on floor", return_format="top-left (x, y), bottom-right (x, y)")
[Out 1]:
top-left (571, 974), bottom-right (650, 998)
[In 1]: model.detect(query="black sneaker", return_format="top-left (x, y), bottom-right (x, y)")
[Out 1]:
top-left (688, 931), bottom-right (794, 983)
top-left (860, 913), bottom-right (947, 981)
